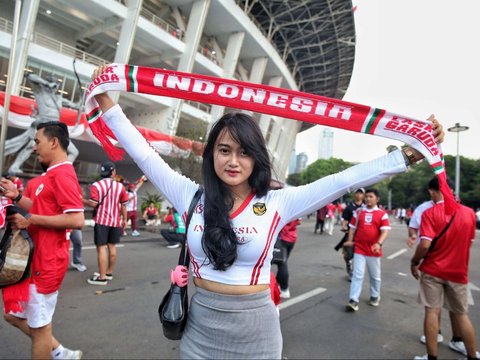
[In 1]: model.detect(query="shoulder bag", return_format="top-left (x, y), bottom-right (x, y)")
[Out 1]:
top-left (0, 205), bottom-right (34, 288)
top-left (158, 187), bottom-right (203, 340)
top-left (272, 237), bottom-right (287, 265)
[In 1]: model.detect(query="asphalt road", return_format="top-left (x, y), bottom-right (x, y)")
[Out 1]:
top-left (1, 217), bottom-right (479, 359)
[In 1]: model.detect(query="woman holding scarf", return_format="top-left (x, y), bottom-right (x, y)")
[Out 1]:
top-left (90, 65), bottom-right (444, 359)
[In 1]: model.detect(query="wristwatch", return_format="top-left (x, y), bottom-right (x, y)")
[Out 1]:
top-left (13, 192), bottom-right (22, 203)
top-left (402, 148), bottom-right (417, 166)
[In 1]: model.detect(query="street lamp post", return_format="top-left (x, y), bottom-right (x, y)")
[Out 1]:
top-left (447, 122), bottom-right (469, 198)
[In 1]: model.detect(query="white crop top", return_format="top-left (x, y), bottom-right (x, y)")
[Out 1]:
top-left (103, 105), bottom-right (407, 285)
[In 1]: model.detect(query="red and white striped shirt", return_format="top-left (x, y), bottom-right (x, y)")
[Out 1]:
top-left (90, 178), bottom-right (128, 227)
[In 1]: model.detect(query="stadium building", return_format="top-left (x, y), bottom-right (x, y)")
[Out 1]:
top-left (0, 0), bottom-right (355, 189)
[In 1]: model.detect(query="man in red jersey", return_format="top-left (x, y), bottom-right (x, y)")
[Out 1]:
top-left (85, 162), bottom-right (128, 285)
top-left (0, 121), bottom-right (84, 359)
top-left (411, 177), bottom-right (478, 360)
top-left (344, 188), bottom-right (390, 312)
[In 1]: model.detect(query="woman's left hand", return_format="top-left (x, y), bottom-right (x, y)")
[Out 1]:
top-left (428, 114), bottom-right (444, 144)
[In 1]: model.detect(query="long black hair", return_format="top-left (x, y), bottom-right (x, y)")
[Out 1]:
top-left (201, 112), bottom-right (272, 271)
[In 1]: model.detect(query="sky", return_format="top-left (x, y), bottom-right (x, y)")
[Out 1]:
top-left (296, 0), bottom-right (480, 164)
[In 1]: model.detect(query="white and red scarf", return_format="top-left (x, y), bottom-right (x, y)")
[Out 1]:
top-left (85, 63), bottom-right (457, 214)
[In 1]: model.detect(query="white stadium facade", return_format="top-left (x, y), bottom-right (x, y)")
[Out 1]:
top-left (0, 0), bottom-right (356, 190)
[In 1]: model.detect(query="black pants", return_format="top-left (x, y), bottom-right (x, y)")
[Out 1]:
top-left (314, 219), bottom-right (324, 233)
top-left (160, 229), bottom-right (184, 245)
top-left (275, 240), bottom-right (295, 290)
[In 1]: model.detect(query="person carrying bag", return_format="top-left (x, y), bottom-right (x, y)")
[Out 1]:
top-left (0, 205), bottom-right (34, 289)
top-left (158, 188), bottom-right (203, 340)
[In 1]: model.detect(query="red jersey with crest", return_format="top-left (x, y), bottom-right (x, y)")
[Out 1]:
top-left (349, 206), bottom-right (390, 257)
top-left (103, 105), bottom-right (408, 285)
top-left (25, 163), bottom-right (84, 294)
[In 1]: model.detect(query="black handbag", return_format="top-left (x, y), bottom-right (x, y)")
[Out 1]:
top-left (272, 237), bottom-right (287, 265)
top-left (0, 206), bottom-right (34, 288)
top-left (158, 187), bottom-right (203, 340)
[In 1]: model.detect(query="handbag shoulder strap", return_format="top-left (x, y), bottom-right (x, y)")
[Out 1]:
top-left (98, 179), bottom-right (114, 206)
top-left (178, 187), bottom-right (204, 267)
top-left (428, 212), bottom-right (456, 252)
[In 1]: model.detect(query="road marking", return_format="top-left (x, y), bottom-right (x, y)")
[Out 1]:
top-left (469, 282), bottom-right (480, 291)
top-left (70, 244), bottom-right (125, 251)
top-left (387, 248), bottom-right (407, 260)
top-left (279, 287), bottom-right (327, 310)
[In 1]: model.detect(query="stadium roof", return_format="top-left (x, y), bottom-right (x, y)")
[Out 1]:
top-left (236, 0), bottom-right (356, 100)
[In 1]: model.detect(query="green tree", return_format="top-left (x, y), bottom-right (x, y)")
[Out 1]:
top-left (300, 158), bottom-right (353, 184)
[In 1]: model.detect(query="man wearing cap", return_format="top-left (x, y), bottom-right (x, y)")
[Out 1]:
top-left (85, 162), bottom-right (128, 285)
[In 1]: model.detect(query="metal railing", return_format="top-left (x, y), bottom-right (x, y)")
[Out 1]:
top-left (140, 8), bottom-right (184, 40)
top-left (0, 17), bottom-right (108, 67)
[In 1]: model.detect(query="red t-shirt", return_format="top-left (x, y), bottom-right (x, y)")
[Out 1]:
top-left (278, 219), bottom-right (300, 243)
top-left (326, 203), bottom-right (336, 218)
top-left (12, 177), bottom-right (24, 192)
top-left (0, 196), bottom-right (10, 228)
top-left (90, 178), bottom-right (128, 227)
top-left (25, 163), bottom-right (84, 294)
top-left (349, 207), bottom-right (390, 257)
top-left (419, 202), bottom-right (476, 284)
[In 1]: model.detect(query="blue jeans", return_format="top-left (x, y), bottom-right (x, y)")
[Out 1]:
top-left (70, 229), bottom-right (83, 264)
top-left (349, 253), bottom-right (381, 302)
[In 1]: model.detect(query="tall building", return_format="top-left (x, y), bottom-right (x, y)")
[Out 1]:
top-left (0, 0), bottom-right (355, 183)
top-left (295, 152), bottom-right (308, 174)
top-left (318, 128), bottom-right (334, 159)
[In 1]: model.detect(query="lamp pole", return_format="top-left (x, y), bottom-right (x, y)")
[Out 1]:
top-left (447, 122), bottom-right (469, 198)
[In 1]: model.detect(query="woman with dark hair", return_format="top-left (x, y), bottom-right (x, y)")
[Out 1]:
top-left (91, 66), bottom-right (444, 359)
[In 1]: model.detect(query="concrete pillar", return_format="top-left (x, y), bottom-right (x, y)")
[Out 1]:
top-left (164, 0), bottom-right (211, 135)
top-left (112, 0), bottom-right (143, 102)
top-left (10, 0), bottom-right (40, 95)
top-left (209, 31), bottom-right (245, 124)
top-left (237, 56), bottom-right (268, 118)
top-left (273, 121), bottom-right (301, 181)
top-left (258, 76), bottom-right (282, 138)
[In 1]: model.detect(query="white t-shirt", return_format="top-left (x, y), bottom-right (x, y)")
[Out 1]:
top-left (103, 105), bottom-right (407, 285)
top-left (409, 200), bottom-right (434, 230)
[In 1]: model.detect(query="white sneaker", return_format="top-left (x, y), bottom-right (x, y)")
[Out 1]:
top-left (93, 272), bottom-right (113, 280)
top-left (166, 243), bottom-right (180, 249)
top-left (279, 288), bottom-right (290, 299)
top-left (87, 274), bottom-right (108, 286)
top-left (448, 340), bottom-right (480, 357)
top-left (61, 348), bottom-right (83, 359)
top-left (71, 262), bottom-right (87, 272)
top-left (419, 333), bottom-right (443, 344)
top-left (413, 355), bottom-right (428, 360)
top-left (132, 230), bottom-right (140, 237)
top-left (449, 340), bottom-right (467, 356)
